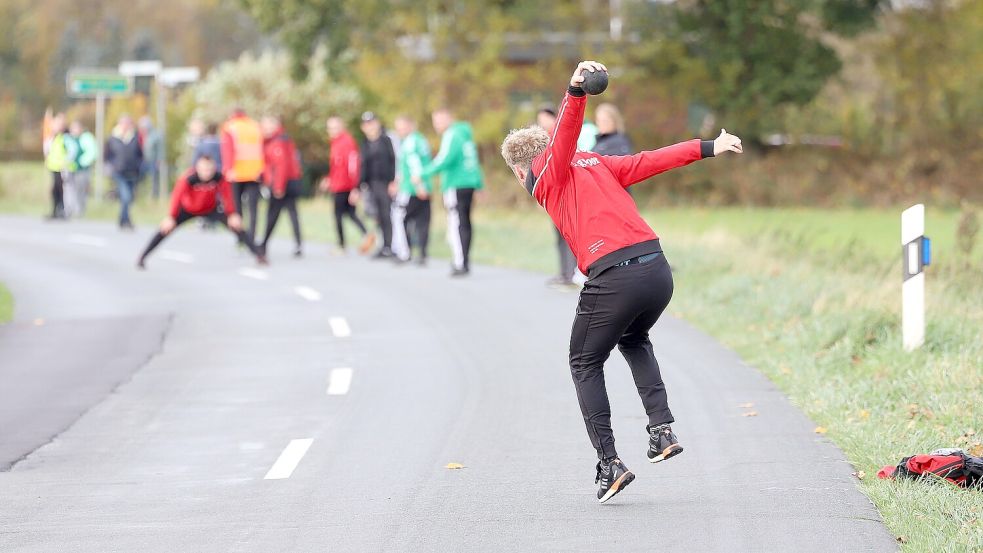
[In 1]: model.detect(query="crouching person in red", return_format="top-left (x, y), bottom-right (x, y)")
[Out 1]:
top-left (137, 155), bottom-right (268, 269)
top-left (500, 61), bottom-right (743, 503)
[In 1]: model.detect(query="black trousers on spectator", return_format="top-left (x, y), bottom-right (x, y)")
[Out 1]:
top-left (261, 194), bottom-right (302, 251)
top-left (50, 171), bottom-right (64, 218)
top-left (404, 196), bottom-right (431, 259)
top-left (555, 226), bottom-right (577, 281)
top-left (139, 208), bottom-right (263, 262)
top-left (443, 188), bottom-right (474, 270)
top-left (569, 251), bottom-right (674, 460)
top-left (332, 190), bottom-right (367, 248)
top-left (232, 181), bottom-right (261, 245)
top-left (367, 180), bottom-right (393, 251)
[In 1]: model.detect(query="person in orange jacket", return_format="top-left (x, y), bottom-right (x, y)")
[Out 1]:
top-left (221, 108), bottom-right (265, 247)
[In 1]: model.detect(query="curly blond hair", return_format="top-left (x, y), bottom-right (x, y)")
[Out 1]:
top-left (501, 126), bottom-right (550, 169)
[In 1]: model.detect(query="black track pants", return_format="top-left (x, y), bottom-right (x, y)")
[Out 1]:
top-left (443, 187), bottom-right (474, 270)
top-left (232, 181), bottom-right (261, 244)
top-left (261, 195), bottom-right (302, 251)
top-left (332, 190), bottom-right (367, 248)
top-left (569, 251), bottom-right (674, 460)
top-left (555, 226), bottom-right (576, 281)
top-left (139, 209), bottom-right (263, 262)
top-left (50, 171), bottom-right (64, 218)
top-left (367, 180), bottom-right (393, 250)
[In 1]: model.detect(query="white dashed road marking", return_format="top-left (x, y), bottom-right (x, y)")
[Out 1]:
top-left (69, 234), bottom-right (107, 247)
top-left (159, 250), bottom-right (194, 264)
top-left (329, 317), bottom-right (351, 338)
top-left (238, 268), bottom-right (269, 281)
top-left (327, 368), bottom-right (353, 396)
top-left (294, 286), bottom-right (322, 302)
top-left (264, 438), bottom-right (314, 480)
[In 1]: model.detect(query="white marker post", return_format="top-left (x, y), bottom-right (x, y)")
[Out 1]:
top-left (901, 204), bottom-right (930, 351)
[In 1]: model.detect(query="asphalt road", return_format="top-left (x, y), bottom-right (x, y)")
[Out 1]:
top-left (0, 215), bottom-right (897, 552)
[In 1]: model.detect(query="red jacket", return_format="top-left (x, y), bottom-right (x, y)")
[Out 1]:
top-left (528, 89), bottom-right (715, 276)
top-left (263, 129), bottom-right (302, 196)
top-left (169, 169), bottom-right (236, 218)
top-left (328, 131), bottom-right (360, 193)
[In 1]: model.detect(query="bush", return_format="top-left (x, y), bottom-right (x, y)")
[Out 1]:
top-left (188, 49), bottom-right (362, 165)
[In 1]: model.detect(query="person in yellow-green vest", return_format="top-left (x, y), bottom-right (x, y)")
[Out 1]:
top-left (64, 120), bottom-right (98, 218)
top-left (43, 112), bottom-right (69, 220)
top-left (221, 108), bottom-right (265, 247)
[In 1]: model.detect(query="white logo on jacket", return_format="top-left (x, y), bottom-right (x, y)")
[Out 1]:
top-left (572, 157), bottom-right (600, 168)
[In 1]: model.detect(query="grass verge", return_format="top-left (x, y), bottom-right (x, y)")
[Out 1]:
top-left (2, 162), bottom-right (980, 550)
top-left (0, 282), bottom-right (12, 324)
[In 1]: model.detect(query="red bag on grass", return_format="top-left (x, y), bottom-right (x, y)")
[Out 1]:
top-left (878, 450), bottom-right (983, 488)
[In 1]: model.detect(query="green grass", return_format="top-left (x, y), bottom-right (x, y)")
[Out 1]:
top-left (2, 162), bottom-right (981, 551)
top-left (0, 282), bottom-right (12, 324)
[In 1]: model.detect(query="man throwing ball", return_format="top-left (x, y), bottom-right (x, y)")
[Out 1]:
top-left (500, 61), bottom-right (742, 503)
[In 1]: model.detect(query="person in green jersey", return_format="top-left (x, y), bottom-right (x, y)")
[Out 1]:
top-left (392, 116), bottom-right (433, 265)
top-left (416, 108), bottom-right (484, 277)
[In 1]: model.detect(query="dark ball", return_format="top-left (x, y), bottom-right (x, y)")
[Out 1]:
top-left (581, 70), bottom-right (609, 95)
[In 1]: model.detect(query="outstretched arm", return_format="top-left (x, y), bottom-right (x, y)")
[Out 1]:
top-left (602, 129), bottom-right (743, 188)
top-left (533, 61), bottom-right (607, 195)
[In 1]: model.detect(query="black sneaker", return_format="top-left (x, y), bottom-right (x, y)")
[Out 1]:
top-left (647, 424), bottom-right (684, 463)
top-left (595, 458), bottom-right (634, 504)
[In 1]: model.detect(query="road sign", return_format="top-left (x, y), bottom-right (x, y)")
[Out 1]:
top-left (159, 67), bottom-right (200, 87)
top-left (118, 60), bottom-right (163, 77)
top-left (66, 70), bottom-right (132, 98)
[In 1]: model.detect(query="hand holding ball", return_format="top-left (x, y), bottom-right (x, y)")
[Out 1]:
top-left (570, 61), bottom-right (608, 94)
top-left (581, 70), bottom-right (608, 95)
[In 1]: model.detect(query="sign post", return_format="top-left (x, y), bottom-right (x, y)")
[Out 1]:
top-left (66, 69), bottom-right (133, 203)
top-left (901, 204), bottom-right (930, 351)
top-left (119, 62), bottom-right (199, 201)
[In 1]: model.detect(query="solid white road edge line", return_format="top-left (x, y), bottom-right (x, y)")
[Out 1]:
top-left (264, 438), bottom-right (314, 480)
top-left (294, 286), bottom-right (322, 302)
top-left (159, 250), bottom-right (194, 263)
top-left (238, 267), bottom-right (269, 281)
top-left (68, 234), bottom-right (107, 247)
top-left (327, 367), bottom-right (353, 396)
top-left (329, 317), bottom-right (351, 338)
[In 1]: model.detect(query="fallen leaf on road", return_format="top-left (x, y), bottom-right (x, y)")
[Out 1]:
top-left (444, 463), bottom-right (465, 470)
top-left (741, 411), bottom-right (758, 417)
top-left (814, 426), bottom-right (828, 434)
top-left (738, 402), bottom-right (754, 408)
top-left (896, 536), bottom-right (908, 544)
top-left (852, 471), bottom-right (866, 480)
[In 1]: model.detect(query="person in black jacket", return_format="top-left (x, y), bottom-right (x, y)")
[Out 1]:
top-left (104, 114), bottom-right (143, 230)
top-left (359, 111), bottom-right (397, 258)
top-left (593, 103), bottom-right (633, 157)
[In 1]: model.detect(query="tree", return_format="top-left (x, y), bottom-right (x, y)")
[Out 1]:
top-left (670, 0), bottom-right (881, 140)
top-left (188, 49), bottom-right (362, 162)
top-left (238, 0), bottom-right (371, 79)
